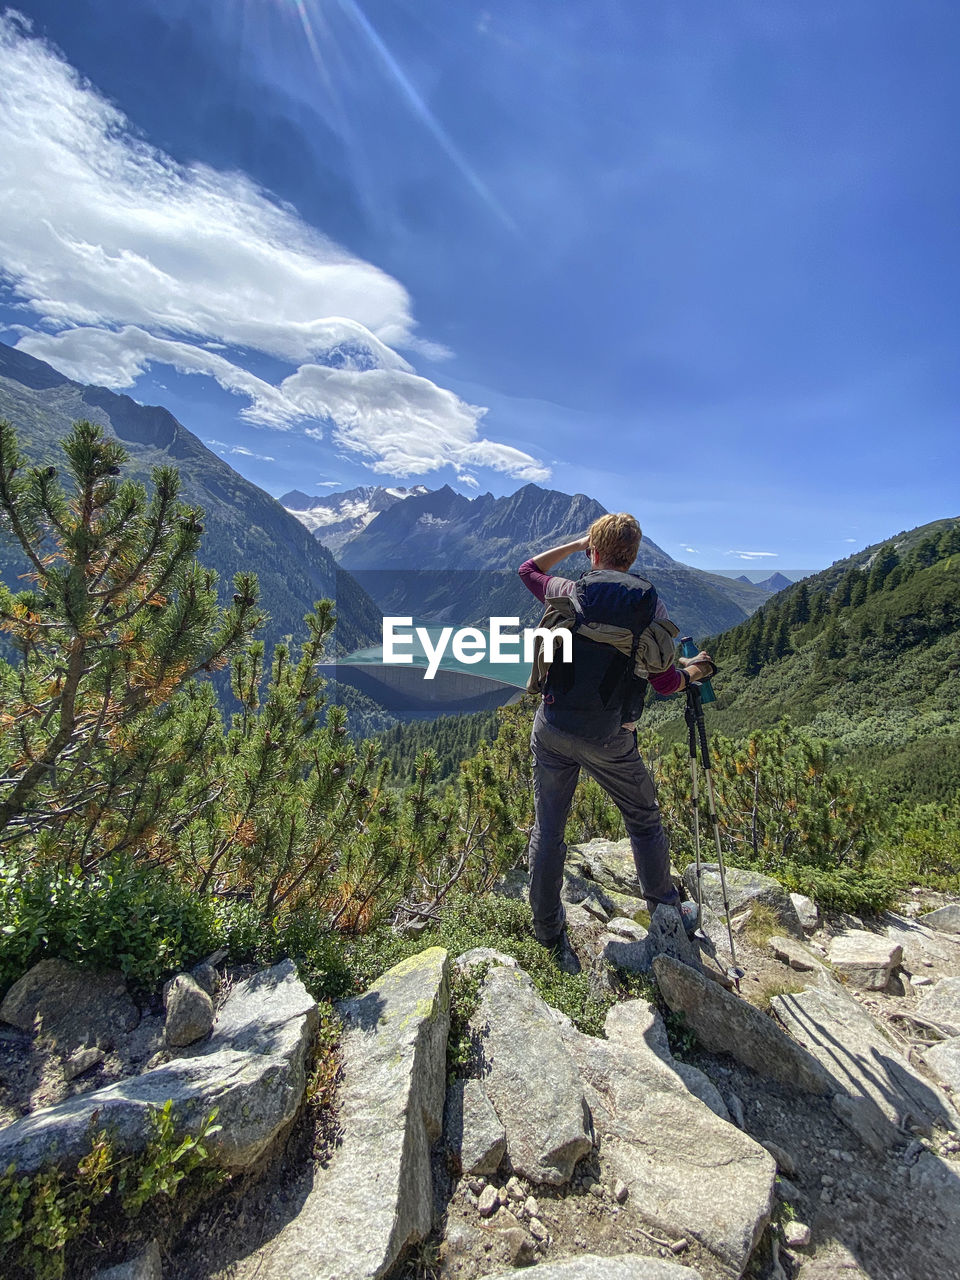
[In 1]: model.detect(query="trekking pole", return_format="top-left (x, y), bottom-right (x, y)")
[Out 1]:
top-left (679, 639), bottom-right (744, 988)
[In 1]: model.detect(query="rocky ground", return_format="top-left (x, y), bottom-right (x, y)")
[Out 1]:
top-left (3, 841), bottom-right (960, 1280)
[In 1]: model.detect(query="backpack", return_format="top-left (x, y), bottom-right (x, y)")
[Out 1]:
top-left (540, 569), bottom-right (658, 740)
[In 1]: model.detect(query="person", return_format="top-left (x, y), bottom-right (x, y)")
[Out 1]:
top-left (517, 512), bottom-right (714, 971)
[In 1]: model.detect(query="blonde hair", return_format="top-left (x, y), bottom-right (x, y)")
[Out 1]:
top-left (588, 512), bottom-right (642, 571)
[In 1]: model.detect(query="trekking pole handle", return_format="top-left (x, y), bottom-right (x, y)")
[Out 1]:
top-left (679, 637), bottom-right (716, 704)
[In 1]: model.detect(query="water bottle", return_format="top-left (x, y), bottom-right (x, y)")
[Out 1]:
top-left (679, 636), bottom-right (716, 704)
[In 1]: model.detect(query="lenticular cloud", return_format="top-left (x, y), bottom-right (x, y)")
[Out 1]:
top-left (0, 11), bottom-right (548, 482)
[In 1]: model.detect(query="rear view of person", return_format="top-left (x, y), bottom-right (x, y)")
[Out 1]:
top-left (518, 513), bottom-right (714, 970)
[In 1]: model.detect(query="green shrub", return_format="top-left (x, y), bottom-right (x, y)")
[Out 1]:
top-left (0, 859), bottom-right (226, 997)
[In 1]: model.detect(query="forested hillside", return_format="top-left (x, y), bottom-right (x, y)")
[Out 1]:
top-left (0, 344), bottom-right (382, 655)
top-left (643, 518), bottom-right (960, 803)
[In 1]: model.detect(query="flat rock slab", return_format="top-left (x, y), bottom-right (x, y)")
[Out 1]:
top-left (921, 904), bottom-right (960, 935)
top-left (924, 1037), bottom-right (960, 1094)
top-left (1, 958), bottom-right (139, 1053)
top-left (883, 912), bottom-right (959, 966)
top-left (484, 1256), bottom-right (703, 1280)
top-left (248, 948), bottom-right (451, 1280)
top-left (827, 930), bottom-right (902, 990)
top-left (0, 960), bottom-right (318, 1176)
top-left (682, 864), bottom-right (802, 937)
top-left (772, 979), bottom-right (960, 1146)
top-left (652, 955), bottom-right (832, 1095)
top-left (562, 1007), bottom-right (774, 1276)
top-left (918, 977), bottom-right (960, 1035)
top-left (469, 965), bottom-right (592, 1185)
top-left (768, 935), bottom-right (824, 973)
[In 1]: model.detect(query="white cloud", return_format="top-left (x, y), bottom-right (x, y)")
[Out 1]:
top-left (205, 438), bottom-right (275, 463)
top-left (0, 13), bottom-right (546, 484)
top-left (316, 480), bottom-right (341, 487)
top-left (843, 538), bottom-right (857, 543)
top-left (682, 546), bottom-right (699, 554)
top-left (725, 550), bottom-right (779, 560)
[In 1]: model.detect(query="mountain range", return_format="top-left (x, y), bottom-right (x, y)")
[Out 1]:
top-left (281, 485), bottom-right (429, 556)
top-left (284, 481), bottom-right (772, 641)
top-left (0, 343), bottom-right (382, 656)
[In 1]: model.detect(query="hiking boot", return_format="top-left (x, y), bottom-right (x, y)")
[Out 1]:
top-left (679, 900), bottom-right (700, 938)
top-left (541, 928), bottom-right (582, 975)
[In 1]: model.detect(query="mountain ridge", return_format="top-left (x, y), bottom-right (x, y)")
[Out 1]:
top-left (0, 342), bottom-right (382, 655)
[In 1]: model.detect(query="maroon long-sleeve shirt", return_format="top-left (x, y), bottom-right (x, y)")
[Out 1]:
top-left (518, 558), bottom-right (684, 697)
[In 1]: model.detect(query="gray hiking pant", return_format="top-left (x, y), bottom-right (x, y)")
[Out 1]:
top-left (527, 703), bottom-right (680, 942)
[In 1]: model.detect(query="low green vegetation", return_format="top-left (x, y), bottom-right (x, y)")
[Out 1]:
top-left (0, 1104), bottom-right (222, 1280)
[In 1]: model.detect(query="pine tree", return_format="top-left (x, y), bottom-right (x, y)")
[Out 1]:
top-left (791, 581), bottom-right (810, 626)
top-left (868, 544), bottom-right (898, 593)
top-left (0, 419), bottom-right (264, 862)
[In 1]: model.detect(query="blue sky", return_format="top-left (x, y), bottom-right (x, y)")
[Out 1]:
top-left (0, 1), bottom-right (957, 570)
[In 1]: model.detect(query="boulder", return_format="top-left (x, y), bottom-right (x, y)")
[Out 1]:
top-left (601, 904), bottom-right (703, 977)
top-left (484, 1257), bottom-right (703, 1279)
top-left (918, 978), bottom-right (960, 1036)
top-left (163, 973), bottom-right (214, 1048)
top-left (561, 1007), bottom-right (775, 1275)
top-left (827, 930), bottom-right (902, 991)
top-left (789, 892), bottom-right (819, 932)
top-left (921, 904), bottom-right (960, 935)
top-left (605, 917), bottom-right (648, 942)
top-left (250, 948), bottom-right (450, 1280)
top-left (63, 1046), bottom-right (106, 1081)
top-left (772, 979), bottom-right (960, 1149)
top-left (569, 838), bottom-right (645, 895)
top-left (683, 864), bottom-right (803, 936)
top-left (444, 1076), bottom-right (506, 1175)
top-left (924, 1037), bottom-right (960, 1095)
top-left (0, 960), bottom-right (317, 1176)
top-left (652, 956), bottom-right (832, 1095)
top-left (0, 958), bottom-right (139, 1053)
top-left (93, 1239), bottom-right (162, 1280)
top-left (468, 964), bottom-right (592, 1185)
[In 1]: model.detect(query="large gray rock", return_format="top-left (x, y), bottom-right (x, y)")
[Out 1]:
top-left (827, 930), bottom-right (902, 991)
top-left (561, 1004), bottom-right (775, 1275)
top-left (93, 1239), bottom-right (162, 1280)
top-left (163, 973), bottom-right (214, 1047)
top-left (652, 956), bottom-right (832, 1095)
top-left (772, 979), bottom-right (960, 1148)
top-left (444, 1076), bottom-right (506, 1175)
top-left (0, 958), bottom-right (139, 1053)
top-left (683, 864), bottom-right (802, 936)
top-left (251, 947), bottom-right (450, 1280)
top-left (0, 960), bottom-right (317, 1176)
top-left (484, 1257), bottom-right (703, 1279)
top-left (569, 838), bottom-right (646, 895)
top-left (918, 978), bottom-right (960, 1036)
top-left (924, 1036), bottom-right (960, 1095)
top-left (601, 904), bottom-right (703, 976)
top-left (469, 964), bottom-right (592, 1185)
top-left (921, 904), bottom-right (960, 935)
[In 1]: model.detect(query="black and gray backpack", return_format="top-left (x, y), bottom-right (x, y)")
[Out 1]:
top-left (541, 569), bottom-right (658, 740)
